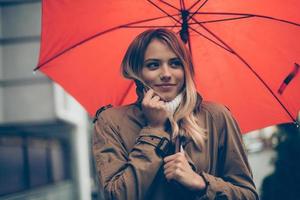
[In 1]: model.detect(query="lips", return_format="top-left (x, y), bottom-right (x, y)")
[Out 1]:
top-left (155, 83), bottom-right (176, 91)
top-left (155, 83), bottom-right (176, 87)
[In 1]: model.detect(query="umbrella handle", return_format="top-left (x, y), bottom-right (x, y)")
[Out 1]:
top-left (278, 63), bottom-right (299, 94)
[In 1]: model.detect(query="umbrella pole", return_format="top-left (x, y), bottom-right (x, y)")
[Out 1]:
top-left (179, 9), bottom-right (193, 57)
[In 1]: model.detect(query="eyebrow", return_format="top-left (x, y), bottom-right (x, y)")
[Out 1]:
top-left (169, 57), bottom-right (181, 61)
top-left (144, 57), bottom-right (180, 62)
top-left (144, 58), bottom-right (160, 63)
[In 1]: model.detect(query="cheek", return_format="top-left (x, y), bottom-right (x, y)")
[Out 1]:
top-left (141, 70), bottom-right (157, 84)
top-left (177, 72), bottom-right (185, 91)
top-left (177, 71), bottom-right (185, 85)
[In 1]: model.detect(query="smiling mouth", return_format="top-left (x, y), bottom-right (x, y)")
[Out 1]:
top-left (155, 84), bottom-right (176, 87)
top-left (155, 84), bottom-right (176, 91)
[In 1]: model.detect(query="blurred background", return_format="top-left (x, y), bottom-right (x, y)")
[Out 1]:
top-left (0, 1), bottom-right (299, 200)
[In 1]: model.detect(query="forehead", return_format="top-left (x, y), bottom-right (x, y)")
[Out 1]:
top-left (144, 39), bottom-right (177, 60)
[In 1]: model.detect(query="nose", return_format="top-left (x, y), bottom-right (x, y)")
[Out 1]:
top-left (160, 64), bottom-right (171, 81)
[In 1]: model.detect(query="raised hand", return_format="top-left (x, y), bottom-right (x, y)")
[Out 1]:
top-left (141, 89), bottom-right (169, 131)
top-left (163, 149), bottom-right (206, 191)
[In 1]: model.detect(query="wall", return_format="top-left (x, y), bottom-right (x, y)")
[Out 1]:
top-left (0, 1), bottom-right (92, 200)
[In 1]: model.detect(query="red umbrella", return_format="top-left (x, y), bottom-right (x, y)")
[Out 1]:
top-left (35, 0), bottom-right (300, 133)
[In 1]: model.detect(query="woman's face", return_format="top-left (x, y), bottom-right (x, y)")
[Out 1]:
top-left (141, 39), bottom-right (185, 102)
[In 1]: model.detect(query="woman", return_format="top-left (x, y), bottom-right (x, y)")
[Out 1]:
top-left (93, 29), bottom-right (258, 200)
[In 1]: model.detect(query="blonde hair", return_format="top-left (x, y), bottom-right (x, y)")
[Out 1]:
top-left (121, 29), bottom-right (206, 148)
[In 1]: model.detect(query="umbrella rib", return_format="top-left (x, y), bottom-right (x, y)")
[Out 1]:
top-left (180, 0), bottom-right (186, 10)
top-left (189, 27), bottom-right (233, 53)
top-left (187, 0), bottom-right (209, 21)
top-left (232, 57), bottom-right (297, 123)
top-left (169, 21), bottom-right (181, 32)
top-left (192, 18), bottom-right (296, 122)
top-left (147, 0), bottom-right (181, 24)
top-left (188, 0), bottom-right (204, 11)
top-left (191, 17), bottom-right (234, 52)
top-left (188, 18), bottom-right (233, 53)
top-left (253, 14), bottom-right (300, 27)
top-left (192, 11), bottom-right (300, 27)
top-left (122, 25), bottom-right (181, 28)
top-left (35, 15), bottom-right (178, 70)
top-left (189, 15), bottom-right (254, 24)
top-left (160, 0), bottom-right (180, 11)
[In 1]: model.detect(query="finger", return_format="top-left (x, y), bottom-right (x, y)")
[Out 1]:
top-left (148, 101), bottom-right (166, 112)
top-left (164, 154), bottom-right (177, 163)
top-left (149, 97), bottom-right (162, 109)
top-left (163, 159), bottom-right (183, 169)
top-left (176, 152), bottom-right (189, 165)
top-left (165, 168), bottom-right (182, 181)
top-left (163, 159), bottom-right (178, 170)
top-left (163, 159), bottom-right (185, 170)
top-left (164, 161), bottom-right (185, 176)
top-left (176, 152), bottom-right (185, 160)
top-left (157, 101), bottom-right (166, 108)
top-left (152, 90), bottom-right (166, 101)
top-left (142, 89), bottom-right (155, 104)
top-left (164, 169), bottom-right (176, 181)
top-left (164, 152), bottom-right (184, 163)
top-left (164, 165), bottom-right (175, 175)
top-left (164, 162), bottom-right (184, 175)
top-left (165, 172), bottom-right (174, 181)
top-left (150, 99), bottom-right (167, 110)
top-left (151, 95), bottom-right (160, 103)
top-left (168, 155), bottom-right (188, 169)
top-left (164, 171), bottom-right (174, 181)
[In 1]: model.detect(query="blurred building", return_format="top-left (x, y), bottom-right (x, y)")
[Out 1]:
top-left (0, 1), bottom-right (93, 200)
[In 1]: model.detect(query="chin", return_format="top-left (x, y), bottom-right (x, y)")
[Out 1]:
top-left (162, 95), bottom-right (176, 102)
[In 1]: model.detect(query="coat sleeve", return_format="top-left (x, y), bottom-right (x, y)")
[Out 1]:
top-left (92, 112), bottom-right (170, 200)
top-left (195, 105), bottom-right (259, 200)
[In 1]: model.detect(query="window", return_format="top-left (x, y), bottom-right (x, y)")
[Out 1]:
top-left (0, 136), bottom-right (25, 195)
top-left (0, 134), bottom-right (70, 196)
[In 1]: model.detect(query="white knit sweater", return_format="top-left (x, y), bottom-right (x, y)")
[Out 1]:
top-left (165, 93), bottom-right (183, 115)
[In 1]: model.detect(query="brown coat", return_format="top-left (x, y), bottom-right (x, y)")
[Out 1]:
top-left (93, 101), bottom-right (259, 200)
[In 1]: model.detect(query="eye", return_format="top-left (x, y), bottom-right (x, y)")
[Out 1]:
top-left (145, 62), bottom-right (159, 70)
top-left (170, 59), bottom-right (183, 68)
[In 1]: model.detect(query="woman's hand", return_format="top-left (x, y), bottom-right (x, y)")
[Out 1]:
top-left (163, 150), bottom-right (206, 191)
top-left (142, 89), bottom-right (168, 130)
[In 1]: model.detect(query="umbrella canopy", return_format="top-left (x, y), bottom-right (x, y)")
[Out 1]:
top-left (35, 0), bottom-right (300, 133)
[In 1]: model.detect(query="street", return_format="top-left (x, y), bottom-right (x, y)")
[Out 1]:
top-left (248, 149), bottom-right (276, 195)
